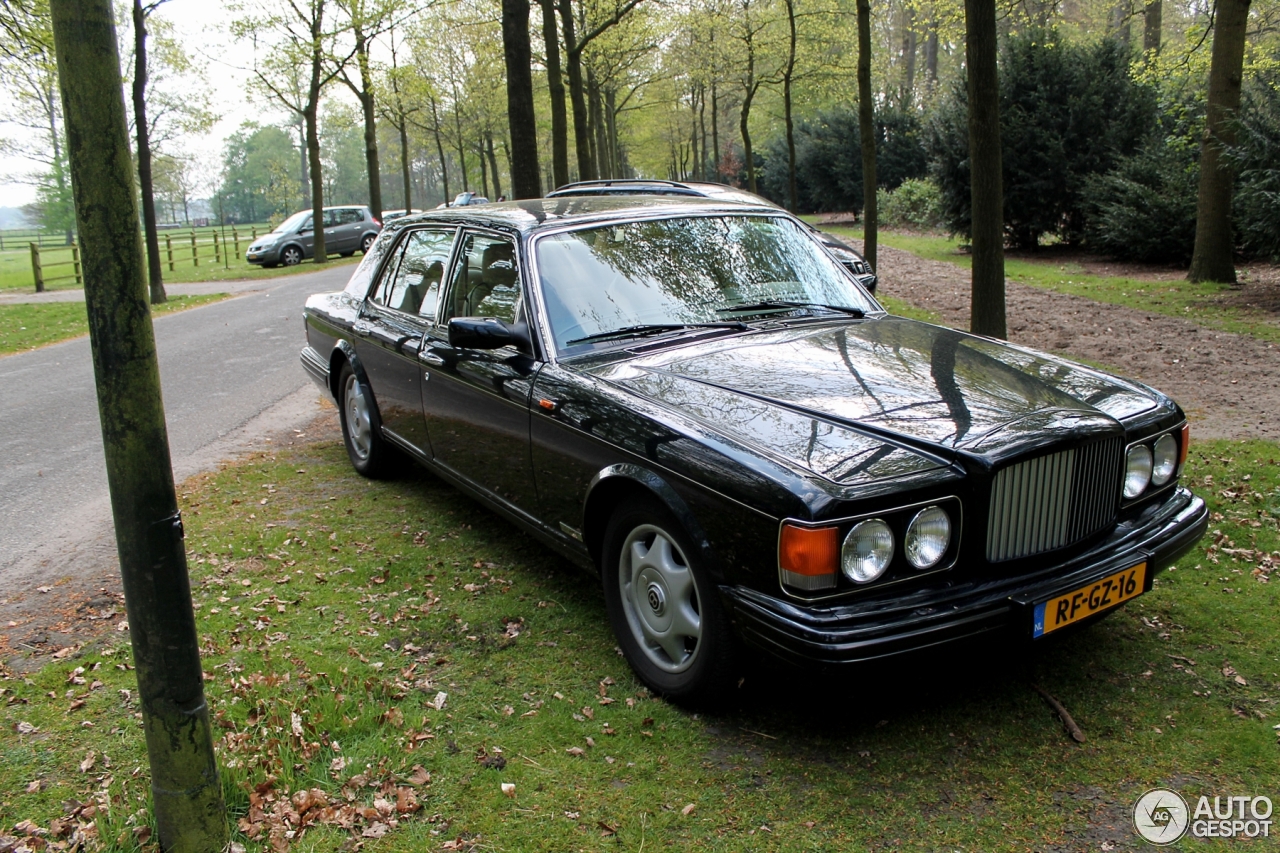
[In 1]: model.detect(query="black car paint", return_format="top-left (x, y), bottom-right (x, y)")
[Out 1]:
top-left (301, 197), bottom-right (1208, 665)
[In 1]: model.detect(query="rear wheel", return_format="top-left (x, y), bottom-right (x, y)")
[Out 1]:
top-left (338, 362), bottom-right (391, 478)
top-left (281, 245), bottom-right (303, 266)
top-left (602, 500), bottom-right (737, 705)
top-left (361, 234), bottom-right (376, 254)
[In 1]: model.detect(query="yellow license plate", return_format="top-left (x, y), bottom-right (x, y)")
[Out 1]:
top-left (1033, 562), bottom-right (1147, 638)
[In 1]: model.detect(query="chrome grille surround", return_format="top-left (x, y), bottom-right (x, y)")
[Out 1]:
top-left (986, 437), bottom-right (1123, 562)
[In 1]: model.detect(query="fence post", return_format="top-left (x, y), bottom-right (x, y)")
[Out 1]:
top-left (233, 228), bottom-right (240, 257)
top-left (72, 243), bottom-right (82, 285)
top-left (251, 226), bottom-right (258, 240)
top-left (30, 242), bottom-right (44, 293)
top-left (165, 233), bottom-right (174, 271)
top-left (190, 231), bottom-right (198, 267)
top-left (212, 231), bottom-right (221, 264)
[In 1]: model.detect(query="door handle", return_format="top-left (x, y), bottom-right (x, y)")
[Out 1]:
top-left (420, 351), bottom-right (446, 367)
top-left (353, 320), bottom-right (373, 335)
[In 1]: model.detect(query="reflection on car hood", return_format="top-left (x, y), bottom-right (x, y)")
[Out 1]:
top-left (592, 317), bottom-right (1165, 483)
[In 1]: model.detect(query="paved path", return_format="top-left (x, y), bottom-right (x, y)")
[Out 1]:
top-left (0, 265), bottom-right (350, 639)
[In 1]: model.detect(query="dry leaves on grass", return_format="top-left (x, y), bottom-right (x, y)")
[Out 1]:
top-left (237, 773), bottom-right (427, 851)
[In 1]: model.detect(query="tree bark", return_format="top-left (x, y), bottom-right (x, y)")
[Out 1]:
top-left (1188, 0), bottom-right (1251, 283)
top-left (486, 133), bottom-right (503, 199)
top-left (856, 0), bottom-right (876, 269)
top-left (925, 21), bottom-right (938, 87)
top-left (557, 0), bottom-right (595, 180)
top-left (901, 11), bottom-right (916, 106)
top-left (539, 0), bottom-right (569, 188)
top-left (429, 96), bottom-right (450, 202)
top-left (964, 0), bottom-right (1006, 337)
top-left (711, 81), bottom-right (720, 179)
top-left (306, 0), bottom-right (327, 262)
top-left (588, 67), bottom-right (607, 178)
top-left (131, 0), bottom-right (165, 303)
top-left (1143, 0), bottom-right (1161, 55)
top-left (502, 0), bottom-right (541, 198)
top-left (49, 2), bottom-right (226, 850)
top-left (783, 0), bottom-right (798, 210)
top-left (353, 21), bottom-right (382, 220)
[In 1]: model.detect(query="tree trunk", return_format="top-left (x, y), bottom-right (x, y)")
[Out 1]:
top-left (783, 0), bottom-right (798, 210)
top-left (430, 97), bottom-right (450, 202)
top-left (306, 0), bottom-right (326, 262)
top-left (901, 11), bottom-right (916, 106)
top-left (1188, 0), bottom-right (1251, 283)
top-left (711, 81), bottom-right (720, 180)
top-left (925, 22), bottom-right (938, 87)
top-left (502, 0), bottom-right (541, 198)
top-left (606, 87), bottom-right (621, 177)
top-left (486, 133), bottom-right (503, 199)
top-left (48, 2), bottom-right (227, 851)
top-left (740, 86), bottom-right (757, 193)
top-left (697, 84), bottom-right (707, 180)
top-left (131, 0), bottom-right (164, 304)
top-left (1143, 0), bottom-right (1161, 55)
top-left (557, 0), bottom-right (595, 181)
top-left (399, 121), bottom-right (411, 210)
top-left (354, 23), bottom-right (382, 220)
top-left (964, 0), bottom-right (1006, 337)
top-left (856, 0), bottom-right (876, 269)
top-left (588, 68), bottom-right (608, 178)
top-left (479, 143), bottom-right (490, 198)
top-left (539, 0), bottom-right (569, 188)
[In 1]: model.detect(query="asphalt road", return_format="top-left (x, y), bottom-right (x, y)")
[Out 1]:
top-left (0, 264), bottom-right (353, 603)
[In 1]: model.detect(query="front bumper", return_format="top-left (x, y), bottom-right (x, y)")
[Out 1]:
top-left (724, 486), bottom-right (1207, 666)
top-left (246, 245), bottom-right (280, 265)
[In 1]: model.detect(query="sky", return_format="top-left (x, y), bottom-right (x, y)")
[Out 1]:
top-left (2, 0), bottom-right (269, 210)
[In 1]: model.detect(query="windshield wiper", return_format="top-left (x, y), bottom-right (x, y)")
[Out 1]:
top-left (567, 321), bottom-right (749, 346)
top-left (717, 300), bottom-right (865, 318)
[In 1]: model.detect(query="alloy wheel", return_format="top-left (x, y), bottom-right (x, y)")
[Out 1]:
top-left (617, 524), bottom-right (702, 673)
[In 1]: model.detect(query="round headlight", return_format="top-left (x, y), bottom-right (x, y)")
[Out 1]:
top-left (905, 506), bottom-right (952, 569)
top-left (1124, 444), bottom-right (1153, 499)
top-left (1151, 433), bottom-right (1178, 486)
top-left (842, 519), bottom-right (894, 583)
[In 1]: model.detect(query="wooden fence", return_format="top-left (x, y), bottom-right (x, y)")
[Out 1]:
top-left (25, 226), bottom-right (268, 292)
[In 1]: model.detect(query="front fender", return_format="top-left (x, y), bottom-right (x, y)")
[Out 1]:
top-left (583, 463), bottom-right (721, 579)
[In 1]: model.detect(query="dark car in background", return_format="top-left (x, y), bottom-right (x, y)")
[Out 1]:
top-left (546, 179), bottom-right (878, 292)
top-left (246, 205), bottom-right (381, 267)
top-left (300, 196), bottom-right (1206, 704)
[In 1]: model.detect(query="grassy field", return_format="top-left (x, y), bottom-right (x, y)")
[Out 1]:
top-left (3, 247), bottom-right (360, 294)
top-left (826, 227), bottom-right (1280, 346)
top-left (1, 431), bottom-right (1274, 851)
top-left (0, 294), bottom-right (233, 356)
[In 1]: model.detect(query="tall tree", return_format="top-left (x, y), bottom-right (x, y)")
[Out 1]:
top-left (964, 0), bottom-right (1006, 337)
top-left (1142, 0), bottom-right (1161, 55)
top-left (131, 0), bottom-right (168, 304)
top-left (49, 1), bottom-right (227, 849)
top-left (379, 27), bottom-right (420, 210)
top-left (1187, 0), bottom-right (1252, 283)
top-left (502, 0), bottom-right (541, 198)
top-left (856, 0), bottom-right (876, 268)
top-left (234, 0), bottom-right (354, 263)
top-left (782, 0), bottom-right (798, 210)
top-left (539, 0), bottom-right (569, 187)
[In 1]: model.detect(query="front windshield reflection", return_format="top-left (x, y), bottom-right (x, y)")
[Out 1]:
top-left (535, 215), bottom-right (878, 352)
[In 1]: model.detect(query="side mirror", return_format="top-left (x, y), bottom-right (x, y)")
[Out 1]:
top-left (299, 227), bottom-right (312, 235)
top-left (448, 317), bottom-right (531, 351)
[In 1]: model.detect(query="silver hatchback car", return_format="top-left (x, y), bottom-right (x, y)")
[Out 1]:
top-left (246, 205), bottom-right (382, 267)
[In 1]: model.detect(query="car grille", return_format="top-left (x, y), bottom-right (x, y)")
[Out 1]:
top-left (985, 437), bottom-right (1123, 562)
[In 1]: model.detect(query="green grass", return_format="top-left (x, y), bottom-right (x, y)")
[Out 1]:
top-left (1, 434), bottom-right (1275, 851)
top-left (875, 294), bottom-right (941, 324)
top-left (0, 294), bottom-right (231, 355)
top-left (1, 248), bottom-right (360, 293)
top-left (826, 227), bottom-right (1280, 345)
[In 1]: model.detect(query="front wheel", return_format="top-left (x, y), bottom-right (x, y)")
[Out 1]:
top-left (602, 500), bottom-right (738, 705)
top-left (281, 245), bottom-right (303, 266)
top-left (338, 363), bottom-right (391, 478)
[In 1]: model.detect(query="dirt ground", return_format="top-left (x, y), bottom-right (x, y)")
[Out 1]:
top-left (871, 243), bottom-right (1280, 441)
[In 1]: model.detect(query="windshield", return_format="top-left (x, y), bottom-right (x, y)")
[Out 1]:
top-left (535, 215), bottom-right (879, 353)
top-left (274, 211), bottom-right (311, 233)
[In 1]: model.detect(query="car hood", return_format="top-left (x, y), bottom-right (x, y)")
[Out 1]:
top-left (589, 317), bottom-right (1166, 485)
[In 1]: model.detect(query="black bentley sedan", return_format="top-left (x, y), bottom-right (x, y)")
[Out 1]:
top-left (300, 196), bottom-right (1207, 703)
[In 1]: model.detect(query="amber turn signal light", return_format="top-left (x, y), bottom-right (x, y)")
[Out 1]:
top-left (779, 524), bottom-right (838, 591)
top-left (1178, 423), bottom-right (1190, 470)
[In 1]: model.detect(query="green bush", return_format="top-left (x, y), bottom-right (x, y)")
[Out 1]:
top-left (757, 106), bottom-right (929, 213)
top-left (1229, 70), bottom-right (1280, 261)
top-left (928, 29), bottom-right (1157, 248)
top-left (1083, 138), bottom-right (1199, 264)
top-left (877, 178), bottom-right (945, 229)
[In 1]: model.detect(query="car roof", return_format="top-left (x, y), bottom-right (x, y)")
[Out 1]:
top-left (547, 179), bottom-right (781, 209)
top-left (385, 195), bottom-right (784, 236)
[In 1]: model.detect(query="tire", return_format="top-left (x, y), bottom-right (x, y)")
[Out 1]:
top-left (340, 251), bottom-right (355, 257)
top-left (281, 245), bottom-right (303, 266)
top-left (361, 234), bottom-right (376, 254)
top-left (337, 362), bottom-right (391, 478)
top-left (601, 499), bottom-right (738, 705)
top-left (262, 262), bottom-right (278, 269)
